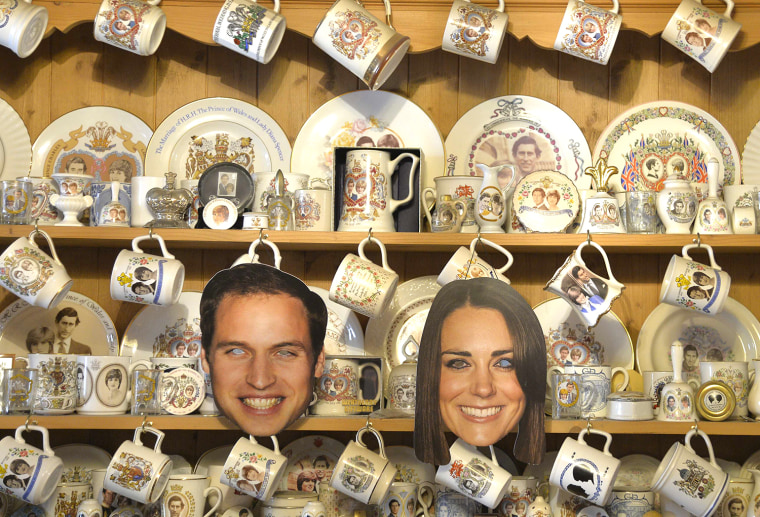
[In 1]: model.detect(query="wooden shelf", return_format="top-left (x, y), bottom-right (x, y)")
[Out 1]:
top-left (37, 0), bottom-right (760, 53)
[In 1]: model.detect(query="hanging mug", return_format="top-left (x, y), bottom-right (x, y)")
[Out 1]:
top-left (231, 236), bottom-right (282, 268)
top-left (659, 242), bottom-right (731, 315)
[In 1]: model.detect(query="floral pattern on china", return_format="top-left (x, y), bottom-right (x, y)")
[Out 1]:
top-left (556, 1), bottom-right (618, 62)
top-left (0, 0), bottom-right (21, 27)
top-left (185, 133), bottom-right (255, 179)
top-left (328, 10), bottom-right (382, 60)
top-left (152, 317), bottom-right (202, 358)
top-left (224, 450), bottom-right (277, 499)
top-left (449, 4), bottom-right (497, 57)
top-left (0, 247), bottom-right (54, 299)
top-left (97, 0), bottom-right (156, 65)
top-left (318, 360), bottom-right (356, 401)
top-left (671, 7), bottom-right (725, 64)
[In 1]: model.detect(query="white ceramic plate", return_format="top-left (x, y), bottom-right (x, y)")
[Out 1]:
top-left (170, 455), bottom-right (193, 475)
top-left (53, 444), bottom-right (111, 484)
top-left (146, 97), bottom-right (291, 180)
top-left (594, 101), bottom-right (741, 192)
top-left (31, 106), bottom-right (152, 180)
top-left (740, 449), bottom-right (760, 479)
top-left (161, 367), bottom-right (205, 415)
top-left (741, 118), bottom-right (760, 184)
top-left (280, 435), bottom-right (345, 491)
top-left (513, 171), bottom-right (580, 232)
top-left (445, 95), bottom-right (592, 189)
top-left (309, 286), bottom-right (365, 356)
top-left (615, 454), bottom-right (660, 489)
top-left (385, 445), bottom-right (436, 484)
top-left (120, 292), bottom-right (202, 360)
top-left (0, 291), bottom-right (118, 356)
top-left (291, 91), bottom-right (444, 190)
top-left (194, 445), bottom-right (233, 476)
top-left (0, 98), bottom-right (32, 179)
top-left (364, 276), bottom-right (441, 387)
top-left (636, 298), bottom-right (760, 373)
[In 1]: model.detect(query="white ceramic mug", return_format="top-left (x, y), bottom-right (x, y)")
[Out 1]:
top-left (553, 0), bottom-right (622, 65)
top-left (699, 361), bottom-right (750, 419)
top-left (0, 425), bottom-right (64, 505)
top-left (441, 0), bottom-right (508, 64)
top-left (41, 482), bottom-right (92, 517)
top-left (662, 0), bottom-right (741, 72)
top-left (436, 439), bottom-right (512, 509)
top-left (130, 176), bottom-right (166, 227)
top-left (213, 0), bottom-right (286, 64)
top-left (28, 353), bottom-right (78, 414)
top-left (231, 236), bottom-right (282, 268)
top-left (422, 175), bottom-right (483, 233)
top-left (437, 237), bottom-right (514, 286)
top-left (642, 370), bottom-right (674, 416)
top-left (103, 426), bottom-right (174, 503)
top-left (0, 0), bottom-right (47, 57)
top-left (162, 474), bottom-right (222, 517)
top-left (660, 243), bottom-right (731, 314)
top-left (110, 233), bottom-right (185, 306)
top-left (76, 356), bottom-right (151, 415)
top-left (312, 0), bottom-right (410, 90)
top-left (329, 235), bottom-right (398, 318)
top-left (0, 229), bottom-right (73, 309)
top-left (330, 425), bottom-right (396, 505)
top-left (311, 358), bottom-right (382, 416)
top-left (549, 428), bottom-right (621, 506)
top-left (26, 176), bottom-right (62, 225)
top-left (93, 0), bottom-right (166, 56)
top-left (294, 188), bottom-right (333, 231)
top-left (220, 435), bottom-right (288, 502)
top-left (731, 206), bottom-right (755, 234)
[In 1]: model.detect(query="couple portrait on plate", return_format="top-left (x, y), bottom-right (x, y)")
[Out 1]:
top-left (25, 307), bottom-right (93, 355)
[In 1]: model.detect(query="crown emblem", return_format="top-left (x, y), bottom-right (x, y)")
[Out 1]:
top-left (85, 121), bottom-right (117, 152)
top-left (215, 134), bottom-right (230, 160)
top-left (329, 360), bottom-right (340, 375)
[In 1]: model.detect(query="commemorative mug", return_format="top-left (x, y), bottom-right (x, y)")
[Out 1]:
top-left (130, 176), bottom-right (165, 227)
top-left (565, 365), bottom-right (630, 419)
top-left (331, 425), bottom-right (396, 505)
top-left (2, 367), bottom-right (38, 414)
top-left (131, 368), bottom-right (162, 415)
top-left (651, 429), bottom-right (729, 517)
top-left (0, 424), bottom-right (64, 504)
top-left (499, 476), bottom-right (538, 517)
top-left (549, 428), bottom-right (621, 506)
top-left (699, 361), bottom-right (751, 419)
top-left (425, 195), bottom-right (466, 233)
top-left (220, 435), bottom-right (288, 502)
top-left (41, 482), bottom-right (92, 517)
top-left (329, 235), bottom-right (398, 318)
top-left (312, 358), bottom-right (382, 416)
top-left (437, 236), bottom-right (514, 286)
top-left (90, 181), bottom-right (131, 227)
top-left (103, 426), bottom-right (173, 503)
top-left (423, 175), bottom-right (484, 233)
top-left (29, 353), bottom-right (78, 414)
top-left (436, 439), bottom-right (512, 509)
top-left (294, 188), bottom-right (333, 231)
top-left (0, 228), bottom-right (73, 309)
top-left (26, 176), bottom-right (62, 225)
top-left (662, 0), bottom-right (741, 72)
top-left (110, 233), bottom-right (185, 306)
top-left (553, 0), bottom-right (622, 65)
top-left (731, 206), bottom-right (755, 234)
top-left (0, 179), bottom-right (32, 224)
top-left (606, 489), bottom-right (655, 517)
top-left (441, 0), bottom-right (508, 63)
top-left (435, 489), bottom-right (481, 517)
top-left (204, 465), bottom-right (254, 512)
top-left (213, 0), bottom-right (286, 64)
top-left (161, 474), bottom-right (222, 517)
top-left (549, 371), bottom-right (583, 419)
top-left (337, 149), bottom-right (419, 232)
top-left (93, 0), bottom-right (166, 56)
top-left (642, 370), bottom-right (674, 416)
top-left (545, 240), bottom-right (625, 328)
top-left (660, 243), bottom-right (731, 314)
top-left (0, 0), bottom-right (47, 57)
top-left (313, 0), bottom-right (410, 90)
top-left (76, 356), bottom-right (151, 415)
top-left (231, 236), bottom-right (282, 268)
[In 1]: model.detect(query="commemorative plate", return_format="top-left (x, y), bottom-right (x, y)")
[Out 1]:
top-left (194, 445), bottom-right (233, 476)
top-left (146, 97), bottom-right (291, 179)
top-left (444, 95), bottom-right (593, 189)
top-left (280, 435), bottom-right (345, 491)
top-left (594, 101), bottom-right (741, 192)
top-left (53, 444), bottom-right (111, 483)
top-left (160, 367), bottom-right (205, 415)
top-left (385, 446), bottom-right (436, 484)
top-left (0, 98), bottom-right (32, 179)
top-left (741, 118), bottom-right (760, 184)
top-left (513, 170), bottom-right (580, 233)
top-left (31, 106), bottom-right (151, 180)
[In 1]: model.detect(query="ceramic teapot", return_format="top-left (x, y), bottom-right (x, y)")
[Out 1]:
top-left (656, 172), bottom-right (697, 234)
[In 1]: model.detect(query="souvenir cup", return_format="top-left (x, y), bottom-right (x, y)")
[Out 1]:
top-left (131, 176), bottom-right (165, 227)
top-left (330, 425), bottom-right (396, 505)
top-left (110, 233), bottom-right (185, 306)
top-left (231, 236), bottom-right (282, 268)
top-left (549, 370), bottom-right (584, 420)
top-left (625, 190), bottom-right (658, 234)
top-left (422, 175), bottom-right (484, 233)
top-left (651, 429), bottom-right (729, 517)
top-left (0, 425), bottom-right (64, 505)
top-left (549, 428), bottom-right (621, 506)
top-left (642, 370), bottom-right (674, 416)
top-left (93, 0), bottom-right (166, 56)
top-left (381, 482), bottom-right (429, 517)
top-left (0, 179), bottom-right (32, 225)
top-left (41, 482), bottom-right (92, 517)
top-left (312, 0), bottom-right (410, 90)
top-left (0, 0), bottom-right (47, 57)
top-left (660, 242), bottom-right (730, 314)
top-left (437, 236), bottom-right (514, 286)
top-left (699, 361), bottom-right (750, 419)
top-left (662, 0), bottom-right (741, 72)
top-left (161, 474), bottom-right (222, 517)
top-left (606, 490), bottom-right (655, 517)
top-left (337, 149), bottom-right (419, 233)
top-left (131, 368), bottom-right (162, 415)
top-left (0, 229), bottom-right (73, 309)
top-left (294, 188), bottom-right (333, 231)
top-left (441, 0), bottom-right (508, 63)
top-left (435, 489), bottom-right (481, 517)
top-left (2, 367), bottom-right (38, 414)
top-left (731, 206), bottom-right (755, 234)
top-left (213, 0), bottom-right (285, 64)
top-left (565, 365), bottom-right (629, 419)
top-left (28, 353), bottom-right (78, 414)
top-left (545, 240), bottom-right (625, 328)
top-left (26, 176), bottom-right (62, 225)
top-left (436, 439), bottom-right (512, 510)
top-left (329, 235), bottom-right (398, 318)
top-left (312, 357), bottom-right (382, 416)
top-left (220, 435), bottom-right (288, 502)
top-left (103, 426), bottom-right (173, 504)
top-left (553, 0), bottom-right (622, 65)
top-left (76, 356), bottom-right (151, 415)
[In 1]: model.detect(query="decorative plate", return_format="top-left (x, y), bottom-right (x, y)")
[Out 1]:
top-left (594, 101), bottom-right (741, 192)
top-left (291, 90), bottom-right (444, 190)
top-left (160, 366), bottom-right (205, 415)
top-left (202, 197), bottom-right (238, 230)
top-left (615, 454), bottom-right (660, 489)
top-left (309, 286), bottom-right (365, 356)
top-left (0, 291), bottom-right (118, 356)
top-left (280, 435), bottom-right (345, 491)
top-left (741, 118), bottom-right (760, 184)
top-left (198, 161), bottom-right (255, 209)
top-left (31, 106), bottom-right (151, 180)
top-left (53, 444), bottom-right (112, 484)
top-left (513, 171), bottom-right (580, 232)
top-left (364, 276), bottom-right (441, 387)
top-left (145, 97), bottom-right (291, 179)
top-left (383, 446), bottom-right (436, 484)
top-left (120, 292), bottom-right (202, 360)
top-left (193, 445), bottom-right (233, 476)
top-left (636, 298), bottom-right (760, 374)
top-left (740, 449), bottom-right (760, 479)
top-left (169, 455), bottom-right (193, 475)
top-left (444, 95), bottom-right (593, 189)
top-left (0, 98), bottom-right (32, 179)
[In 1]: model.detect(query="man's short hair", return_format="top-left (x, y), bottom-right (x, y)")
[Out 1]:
top-left (55, 307), bottom-right (80, 324)
top-left (512, 135), bottom-right (541, 158)
top-left (200, 264), bottom-right (327, 360)
top-left (167, 495), bottom-right (184, 507)
top-left (65, 156), bottom-right (87, 173)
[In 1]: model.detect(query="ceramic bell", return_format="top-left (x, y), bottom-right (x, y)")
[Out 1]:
top-left (267, 169), bottom-right (295, 231)
top-left (578, 158), bottom-right (625, 234)
top-left (474, 163), bottom-right (512, 233)
top-left (145, 172), bottom-right (193, 228)
top-left (657, 341), bottom-right (695, 422)
top-left (656, 170), bottom-right (697, 234)
top-left (693, 158), bottom-right (732, 234)
top-left (424, 194), bottom-right (467, 233)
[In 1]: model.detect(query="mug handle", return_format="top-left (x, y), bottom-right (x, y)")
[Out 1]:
top-left (488, 444), bottom-right (498, 464)
top-left (421, 187), bottom-right (436, 227)
top-left (577, 428), bottom-right (614, 456)
top-left (202, 486), bottom-right (223, 517)
top-left (126, 360), bottom-right (151, 408)
top-left (387, 153), bottom-right (421, 213)
top-left (246, 237), bottom-right (283, 269)
top-left (610, 367), bottom-right (630, 392)
top-left (358, 236), bottom-right (395, 274)
top-left (249, 435), bottom-right (281, 454)
top-left (381, 0), bottom-right (394, 28)
top-left (546, 366), bottom-right (564, 391)
top-left (685, 428), bottom-right (719, 468)
top-left (470, 237), bottom-right (514, 275)
top-left (358, 362), bottom-right (383, 405)
top-left (134, 425), bottom-right (166, 453)
top-left (415, 481), bottom-right (435, 517)
top-left (681, 242), bottom-right (721, 271)
top-left (574, 240), bottom-right (622, 286)
top-left (356, 425), bottom-right (386, 458)
top-left (14, 424), bottom-right (55, 455)
top-left (132, 233), bottom-right (175, 260)
top-left (29, 229), bottom-right (64, 266)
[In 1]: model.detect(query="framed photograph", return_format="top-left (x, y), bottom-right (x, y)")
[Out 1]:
top-left (198, 161), bottom-right (254, 209)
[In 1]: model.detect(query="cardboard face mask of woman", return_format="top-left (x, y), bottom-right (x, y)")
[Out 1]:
top-left (413, 278), bottom-right (546, 466)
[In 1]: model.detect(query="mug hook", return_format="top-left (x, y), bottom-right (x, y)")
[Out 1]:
top-left (586, 230), bottom-right (592, 245)
top-left (586, 417), bottom-right (592, 434)
top-left (24, 416), bottom-right (37, 432)
top-left (691, 419), bottom-right (699, 433)
top-left (464, 232), bottom-right (482, 279)
top-left (367, 227), bottom-right (373, 241)
top-left (148, 225), bottom-right (154, 240)
top-left (141, 416), bottom-right (153, 432)
top-left (33, 218), bottom-right (39, 234)
top-left (693, 233), bottom-right (702, 248)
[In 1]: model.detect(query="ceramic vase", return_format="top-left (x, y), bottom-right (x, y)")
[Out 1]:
top-left (50, 173), bottom-right (93, 226)
top-left (474, 163), bottom-right (508, 233)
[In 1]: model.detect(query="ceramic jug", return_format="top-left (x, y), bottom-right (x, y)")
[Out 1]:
top-left (424, 194), bottom-right (466, 232)
top-left (526, 494), bottom-right (552, 517)
top-left (748, 358), bottom-right (760, 420)
top-left (693, 158), bottom-right (732, 234)
top-left (656, 173), bottom-right (697, 234)
top-left (657, 341), bottom-right (695, 422)
top-left (746, 469), bottom-right (760, 513)
top-left (474, 163), bottom-right (511, 233)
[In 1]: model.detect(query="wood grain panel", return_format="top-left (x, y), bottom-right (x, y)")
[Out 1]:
top-left (102, 45), bottom-right (157, 128)
top-left (206, 46), bottom-right (258, 104)
top-left (154, 33), bottom-right (208, 124)
top-left (49, 26), bottom-right (104, 119)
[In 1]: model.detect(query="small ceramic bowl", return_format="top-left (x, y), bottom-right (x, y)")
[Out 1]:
top-left (607, 391), bottom-right (654, 421)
